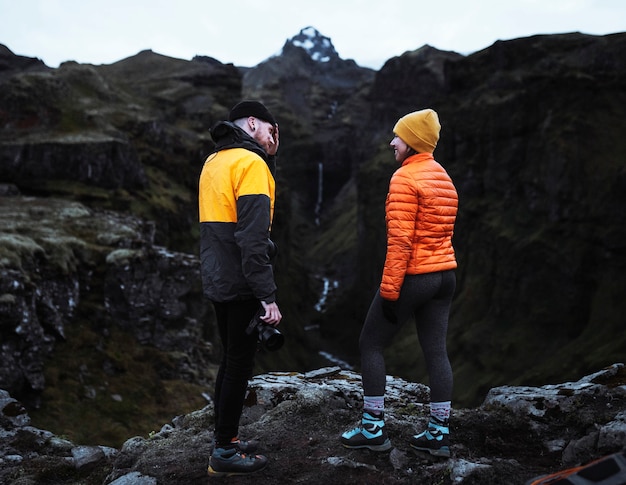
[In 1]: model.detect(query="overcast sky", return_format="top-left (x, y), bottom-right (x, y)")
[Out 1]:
top-left (1, 0), bottom-right (624, 70)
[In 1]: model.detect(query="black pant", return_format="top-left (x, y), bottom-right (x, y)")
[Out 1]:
top-left (359, 271), bottom-right (456, 402)
top-left (212, 299), bottom-right (260, 446)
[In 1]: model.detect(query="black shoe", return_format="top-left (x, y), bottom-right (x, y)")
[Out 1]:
top-left (207, 447), bottom-right (268, 477)
top-left (212, 436), bottom-right (259, 453)
top-left (410, 417), bottom-right (450, 458)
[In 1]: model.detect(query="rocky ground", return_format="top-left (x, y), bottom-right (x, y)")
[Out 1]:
top-left (1, 364), bottom-right (625, 484)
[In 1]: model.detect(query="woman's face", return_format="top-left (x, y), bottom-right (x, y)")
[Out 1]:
top-left (390, 135), bottom-right (412, 163)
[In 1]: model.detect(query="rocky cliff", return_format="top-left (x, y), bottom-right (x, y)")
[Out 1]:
top-left (1, 364), bottom-right (625, 484)
top-left (0, 25), bottom-right (625, 470)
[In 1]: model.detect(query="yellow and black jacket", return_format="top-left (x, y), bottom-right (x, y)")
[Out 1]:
top-left (199, 121), bottom-right (277, 303)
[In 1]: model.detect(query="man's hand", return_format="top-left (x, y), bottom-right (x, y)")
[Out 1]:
top-left (260, 300), bottom-right (282, 325)
top-left (266, 124), bottom-right (280, 156)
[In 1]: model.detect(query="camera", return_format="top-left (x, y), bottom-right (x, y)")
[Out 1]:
top-left (246, 308), bottom-right (284, 351)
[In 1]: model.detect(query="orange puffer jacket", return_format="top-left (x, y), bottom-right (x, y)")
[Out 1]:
top-left (380, 152), bottom-right (458, 301)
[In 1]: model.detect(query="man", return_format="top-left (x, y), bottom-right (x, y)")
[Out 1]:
top-left (199, 100), bottom-right (282, 477)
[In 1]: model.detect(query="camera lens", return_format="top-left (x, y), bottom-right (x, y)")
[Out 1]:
top-left (258, 325), bottom-right (284, 351)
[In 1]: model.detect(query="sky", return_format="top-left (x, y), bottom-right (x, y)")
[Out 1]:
top-left (1, 0), bottom-right (624, 70)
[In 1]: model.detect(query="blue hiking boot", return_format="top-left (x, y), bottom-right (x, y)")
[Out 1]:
top-left (340, 412), bottom-right (392, 451)
top-left (410, 417), bottom-right (450, 458)
top-left (207, 446), bottom-right (268, 477)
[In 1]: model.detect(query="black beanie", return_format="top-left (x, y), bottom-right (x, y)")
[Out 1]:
top-left (228, 100), bottom-right (276, 125)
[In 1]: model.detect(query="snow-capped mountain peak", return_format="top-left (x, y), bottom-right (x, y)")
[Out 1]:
top-left (287, 26), bottom-right (340, 63)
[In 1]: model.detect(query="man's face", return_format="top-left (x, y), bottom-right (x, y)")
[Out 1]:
top-left (253, 119), bottom-right (278, 155)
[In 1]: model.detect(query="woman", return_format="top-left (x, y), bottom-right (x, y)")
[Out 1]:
top-left (341, 108), bottom-right (458, 458)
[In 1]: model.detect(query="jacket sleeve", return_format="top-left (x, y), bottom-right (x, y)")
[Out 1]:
top-left (234, 158), bottom-right (277, 302)
top-left (380, 169), bottom-right (417, 300)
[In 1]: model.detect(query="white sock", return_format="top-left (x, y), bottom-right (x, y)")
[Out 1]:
top-left (430, 401), bottom-right (451, 422)
top-left (363, 395), bottom-right (385, 415)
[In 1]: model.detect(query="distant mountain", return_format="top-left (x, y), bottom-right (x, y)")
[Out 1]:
top-left (240, 26), bottom-right (374, 151)
top-left (280, 26), bottom-right (341, 63)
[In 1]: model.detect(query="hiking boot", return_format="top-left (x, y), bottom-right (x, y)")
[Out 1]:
top-left (212, 436), bottom-right (259, 453)
top-left (231, 437), bottom-right (259, 453)
top-left (207, 447), bottom-right (268, 477)
top-left (410, 416), bottom-right (450, 458)
top-left (340, 412), bottom-right (392, 451)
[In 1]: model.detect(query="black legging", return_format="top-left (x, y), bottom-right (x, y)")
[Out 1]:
top-left (359, 270), bottom-right (455, 402)
top-left (212, 299), bottom-right (260, 445)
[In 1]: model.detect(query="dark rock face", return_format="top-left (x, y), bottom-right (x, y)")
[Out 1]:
top-left (369, 44), bottom-right (463, 126)
top-left (1, 365), bottom-right (625, 484)
top-left (0, 265), bottom-right (77, 394)
top-left (434, 33), bottom-right (626, 403)
top-left (0, 195), bottom-right (214, 411)
top-left (0, 137), bottom-right (147, 190)
top-left (102, 244), bottom-right (214, 375)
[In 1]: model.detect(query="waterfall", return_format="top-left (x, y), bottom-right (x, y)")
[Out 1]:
top-left (314, 276), bottom-right (339, 313)
top-left (318, 351), bottom-right (353, 370)
top-left (308, 274), bottom-right (350, 370)
top-left (314, 161), bottom-right (323, 226)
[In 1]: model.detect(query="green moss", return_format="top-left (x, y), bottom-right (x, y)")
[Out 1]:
top-left (105, 249), bottom-right (141, 265)
top-left (38, 236), bottom-right (87, 274)
top-left (0, 234), bottom-right (44, 270)
top-left (30, 323), bottom-right (208, 448)
top-left (26, 179), bottom-right (114, 202)
top-left (131, 166), bottom-right (192, 214)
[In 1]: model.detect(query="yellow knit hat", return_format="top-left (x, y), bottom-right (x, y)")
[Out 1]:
top-left (393, 109), bottom-right (441, 153)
